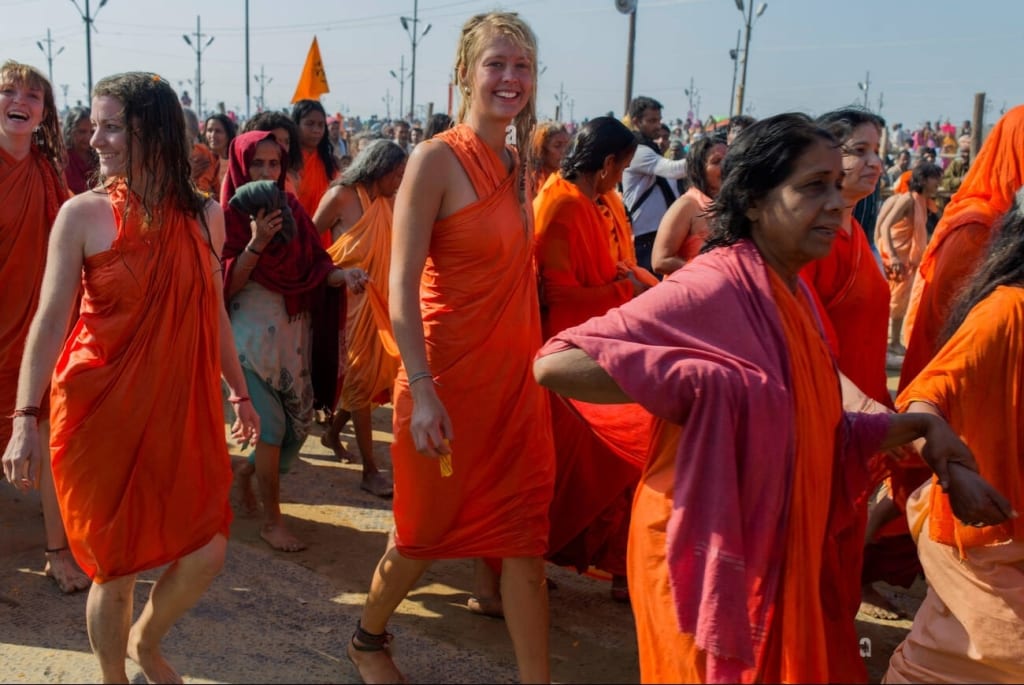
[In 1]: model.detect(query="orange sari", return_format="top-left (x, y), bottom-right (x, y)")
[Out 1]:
top-left (325, 186), bottom-right (399, 410)
top-left (899, 105), bottom-right (1024, 391)
top-left (876, 191), bottom-right (929, 323)
top-left (391, 124), bottom-right (555, 559)
top-left (533, 173), bottom-right (652, 574)
top-left (49, 182), bottom-right (232, 582)
top-left (0, 146), bottom-right (67, 446)
top-left (297, 149), bottom-right (334, 243)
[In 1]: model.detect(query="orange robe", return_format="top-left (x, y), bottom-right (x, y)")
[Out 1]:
top-left (191, 142), bottom-right (220, 196)
top-left (876, 191), bottom-right (928, 323)
top-left (801, 218), bottom-right (892, 407)
top-left (0, 147), bottom-right (67, 446)
top-left (887, 286), bottom-right (1024, 683)
top-left (391, 124), bottom-right (555, 559)
top-left (325, 186), bottom-right (400, 410)
top-left (900, 105), bottom-right (1024, 391)
top-left (49, 181), bottom-right (233, 582)
top-left (297, 149), bottom-right (334, 244)
top-left (533, 173), bottom-right (653, 574)
top-left (540, 241), bottom-right (893, 682)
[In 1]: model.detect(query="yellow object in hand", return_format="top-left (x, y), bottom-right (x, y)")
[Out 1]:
top-left (439, 439), bottom-right (453, 478)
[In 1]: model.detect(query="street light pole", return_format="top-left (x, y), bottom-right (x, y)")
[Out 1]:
top-left (70, 0), bottom-right (108, 97)
top-left (400, 0), bottom-right (431, 122)
top-left (182, 15), bottom-right (215, 116)
top-left (245, 0), bottom-right (250, 118)
top-left (37, 28), bottom-right (66, 85)
top-left (857, 71), bottom-right (871, 109)
top-left (734, 1), bottom-right (766, 118)
top-left (623, 7), bottom-right (636, 116)
top-left (728, 29), bottom-right (740, 119)
top-left (389, 55), bottom-right (408, 123)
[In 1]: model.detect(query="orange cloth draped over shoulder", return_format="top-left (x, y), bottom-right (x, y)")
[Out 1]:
top-left (894, 169), bottom-right (911, 194)
top-left (877, 191), bottom-right (929, 323)
top-left (391, 124), bottom-right (555, 560)
top-left (325, 186), bottom-right (400, 410)
top-left (49, 181), bottom-right (233, 583)
top-left (898, 286), bottom-right (1024, 551)
top-left (626, 271), bottom-right (847, 683)
top-left (191, 142), bottom-right (221, 196)
top-left (0, 147), bottom-right (67, 446)
top-left (801, 218), bottom-right (892, 407)
top-left (297, 149), bottom-right (334, 244)
top-left (899, 105), bottom-right (1024, 392)
top-left (533, 172), bottom-right (653, 574)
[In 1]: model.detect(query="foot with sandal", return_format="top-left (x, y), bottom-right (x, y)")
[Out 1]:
top-left (347, 622), bottom-right (405, 684)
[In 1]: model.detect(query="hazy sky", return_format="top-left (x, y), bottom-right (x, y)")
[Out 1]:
top-left (2, 0), bottom-right (1020, 128)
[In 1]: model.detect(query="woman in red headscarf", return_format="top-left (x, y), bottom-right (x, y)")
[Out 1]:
top-left (220, 130), bottom-right (366, 553)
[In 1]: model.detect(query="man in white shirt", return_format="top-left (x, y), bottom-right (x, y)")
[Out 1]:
top-left (621, 96), bottom-right (687, 272)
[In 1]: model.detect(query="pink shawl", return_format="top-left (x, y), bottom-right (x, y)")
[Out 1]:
top-left (538, 239), bottom-right (889, 681)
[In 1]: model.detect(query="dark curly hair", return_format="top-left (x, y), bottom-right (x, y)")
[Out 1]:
top-left (559, 116), bottom-right (636, 181)
top-left (702, 113), bottom-right (838, 253)
top-left (93, 72), bottom-right (207, 223)
top-left (204, 113), bottom-right (237, 155)
top-left (909, 162), bottom-right (942, 193)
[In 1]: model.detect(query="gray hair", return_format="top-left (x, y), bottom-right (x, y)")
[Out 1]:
top-left (338, 139), bottom-right (407, 187)
top-left (62, 106), bottom-right (91, 148)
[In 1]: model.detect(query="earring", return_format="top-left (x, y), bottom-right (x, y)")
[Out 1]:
top-left (599, 170), bottom-right (607, 180)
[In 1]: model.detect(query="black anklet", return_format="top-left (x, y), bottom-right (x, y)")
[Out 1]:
top-left (351, 622), bottom-right (393, 652)
top-left (45, 546), bottom-right (69, 554)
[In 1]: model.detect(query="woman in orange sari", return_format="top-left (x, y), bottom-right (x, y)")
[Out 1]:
top-left (527, 120), bottom-right (568, 197)
top-left (0, 60), bottom-right (90, 594)
top-left (534, 116), bottom-right (653, 602)
top-left (886, 191), bottom-right (1023, 684)
top-left (292, 99), bottom-right (339, 238)
top-left (2, 72), bottom-right (258, 684)
top-left (651, 134), bottom-right (727, 276)
top-left (346, 12), bottom-right (555, 684)
top-left (533, 112), bottom-right (1007, 684)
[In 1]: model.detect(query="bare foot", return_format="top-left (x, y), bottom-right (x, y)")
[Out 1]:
top-left (347, 636), bottom-right (405, 684)
top-left (860, 584), bottom-right (903, 620)
top-left (231, 459), bottom-right (259, 518)
top-left (260, 523), bottom-right (307, 552)
top-left (467, 594), bottom-right (504, 619)
top-left (610, 574), bottom-right (630, 603)
top-left (127, 626), bottom-right (182, 684)
top-left (44, 549), bottom-right (91, 594)
top-left (320, 432), bottom-right (359, 463)
top-left (360, 472), bottom-right (393, 498)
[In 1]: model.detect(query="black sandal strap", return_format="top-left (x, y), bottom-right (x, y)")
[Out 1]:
top-left (351, 622), bottom-right (392, 652)
top-left (45, 546), bottom-right (69, 554)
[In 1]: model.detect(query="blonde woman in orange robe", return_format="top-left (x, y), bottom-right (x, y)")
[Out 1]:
top-left (2, 72), bottom-right (258, 684)
top-left (346, 12), bottom-right (556, 684)
top-left (315, 139), bottom-right (408, 498)
top-left (533, 112), bottom-right (1007, 684)
top-left (0, 60), bottom-right (90, 595)
top-left (886, 192), bottom-right (1024, 684)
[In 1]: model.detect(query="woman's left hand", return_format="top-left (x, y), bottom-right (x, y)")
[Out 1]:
top-left (231, 401), bottom-right (261, 450)
top-left (918, 414), bottom-right (978, 489)
top-left (343, 268), bottom-right (369, 294)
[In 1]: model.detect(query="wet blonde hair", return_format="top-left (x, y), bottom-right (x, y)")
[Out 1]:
top-left (454, 12), bottom-right (538, 164)
top-left (0, 60), bottom-right (65, 185)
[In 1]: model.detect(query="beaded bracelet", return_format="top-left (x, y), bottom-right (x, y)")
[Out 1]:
top-left (407, 371), bottom-right (434, 386)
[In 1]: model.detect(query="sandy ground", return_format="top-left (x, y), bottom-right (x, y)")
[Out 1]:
top-left (1, 403), bottom-right (923, 684)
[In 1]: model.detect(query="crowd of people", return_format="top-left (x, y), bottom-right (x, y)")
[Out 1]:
top-left (2, 8), bottom-right (1022, 685)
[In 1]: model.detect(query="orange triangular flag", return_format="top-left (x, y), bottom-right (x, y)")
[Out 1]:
top-left (291, 36), bottom-right (330, 103)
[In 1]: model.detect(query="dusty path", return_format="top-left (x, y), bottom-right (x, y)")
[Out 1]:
top-left (1, 404), bottom-right (920, 683)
